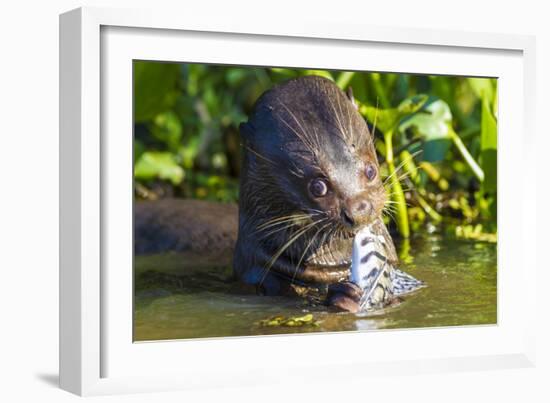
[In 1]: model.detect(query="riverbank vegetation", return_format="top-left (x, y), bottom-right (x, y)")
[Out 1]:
top-left (133, 61), bottom-right (497, 242)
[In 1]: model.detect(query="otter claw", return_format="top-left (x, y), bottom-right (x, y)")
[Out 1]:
top-left (327, 281), bottom-right (363, 313)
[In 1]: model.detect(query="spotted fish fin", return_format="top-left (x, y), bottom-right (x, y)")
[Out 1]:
top-left (391, 268), bottom-right (424, 296)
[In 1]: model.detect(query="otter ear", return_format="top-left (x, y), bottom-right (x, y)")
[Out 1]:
top-left (239, 122), bottom-right (254, 140)
top-left (346, 87), bottom-right (358, 110)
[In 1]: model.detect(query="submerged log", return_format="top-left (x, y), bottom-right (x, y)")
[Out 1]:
top-left (134, 198), bottom-right (238, 257)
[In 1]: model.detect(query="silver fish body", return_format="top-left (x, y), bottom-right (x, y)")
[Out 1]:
top-left (351, 226), bottom-right (424, 311)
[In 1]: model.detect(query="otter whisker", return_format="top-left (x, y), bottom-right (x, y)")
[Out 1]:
top-left (328, 226), bottom-right (346, 263)
top-left (260, 222), bottom-right (301, 239)
top-left (383, 169), bottom-right (408, 187)
top-left (314, 223), bottom-right (332, 265)
top-left (384, 190), bottom-right (413, 202)
top-left (336, 93), bottom-right (350, 143)
top-left (259, 211), bottom-right (325, 239)
top-left (268, 218), bottom-right (322, 261)
top-left (289, 167), bottom-right (305, 178)
top-left (372, 98), bottom-right (379, 135)
top-left (256, 219), bottom-right (310, 236)
top-left (382, 206), bottom-right (399, 226)
top-left (326, 94), bottom-right (348, 142)
top-left (305, 207), bottom-right (326, 216)
top-left (386, 201), bottom-right (411, 207)
top-left (395, 171), bottom-right (413, 181)
top-left (383, 208), bottom-right (398, 220)
top-left (279, 103), bottom-right (318, 154)
top-left (327, 227), bottom-right (341, 267)
top-left (383, 163), bottom-right (408, 185)
top-left (279, 116), bottom-right (317, 154)
top-left (385, 188), bottom-right (414, 199)
top-left (257, 213), bottom-right (309, 228)
top-left (383, 203), bottom-right (399, 210)
top-left (245, 145), bottom-right (276, 166)
top-left (289, 160), bottom-right (305, 178)
top-left (291, 220), bottom-right (331, 284)
top-left (385, 185), bottom-right (414, 196)
top-left (327, 224), bottom-right (339, 250)
top-left (385, 172), bottom-right (413, 190)
top-left (382, 150), bottom-right (423, 185)
top-left (310, 125), bottom-right (323, 154)
top-left (361, 98), bottom-right (379, 150)
top-left (255, 213), bottom-right (312, 232)
top-left (259, 218), bottom-right (325, 286)
top-left (345, 94), bottom-right (354, 144)
top-left (383, 211), bottom-right (397, 223)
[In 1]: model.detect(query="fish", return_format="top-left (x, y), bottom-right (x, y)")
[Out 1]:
top-left (350, 226), bottom-right (424, 311)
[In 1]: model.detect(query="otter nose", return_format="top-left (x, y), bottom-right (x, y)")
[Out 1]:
top-left (341, 199), bottom-right (371, 228)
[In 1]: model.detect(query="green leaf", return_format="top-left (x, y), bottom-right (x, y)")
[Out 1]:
top-left (480, 98), bottom-right (497, 192)
top-left (400, 99), bottom-right (452, 140)
top-left (336, 71), bottom-right (355, 90)
top-left (467, 78), bottom-right (496, 104)
top-left (360, 94), bottom-right (429, 134)
top-left (302, 70), bottom-right (334, 81)
top-left (134, 151), bottom-right (184, 185)
top-left (178, 136), bottom-right (200, 170)
top-left (269, 68), bottom-right (298, 78)
top-left (349, 74), bottom-right (368, 102)
top-left (429, 76), bottom-right (453, 105)
top-left (134, 139), bottom-right (145, 162)
top-left (150, 111), bottom-right (183, 152)
top-left (480, 99), bottom-right (497, 150)
top-left (225, 68), bottom-right (248, 86)
top-left (134, 62), bottom-right (180, 123)
top-left (398, 94), bottom-right (431, 115)
top-left (361, 106), bottom-right (401, 134)
top-left (399, 99), bottom-right (452, 162)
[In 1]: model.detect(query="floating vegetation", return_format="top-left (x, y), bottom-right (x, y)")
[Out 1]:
top-left (455, 224), bottom-right (497, 243)
top-left (258, 313), bottom-right (320, 327)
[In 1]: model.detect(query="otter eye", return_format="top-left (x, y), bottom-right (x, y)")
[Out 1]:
top-left (365, 164), bottom-right (377, 181)
top-left (309, 178), bottom-right (328, 198)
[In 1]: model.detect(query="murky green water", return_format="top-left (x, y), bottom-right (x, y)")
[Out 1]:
top-left (134, 231), bottom-right (497, 341)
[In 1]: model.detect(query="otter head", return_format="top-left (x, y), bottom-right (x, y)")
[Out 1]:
top-left (241, 76), bottom-right (385, 231)
top-left (236, 75), bottom-right (388, 285)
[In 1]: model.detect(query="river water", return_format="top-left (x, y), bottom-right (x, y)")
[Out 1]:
top-left (134, 230), bottom-right (497, 341)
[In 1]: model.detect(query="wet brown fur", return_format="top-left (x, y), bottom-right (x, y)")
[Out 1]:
top-left (233, 76), bottom-right (397, 295)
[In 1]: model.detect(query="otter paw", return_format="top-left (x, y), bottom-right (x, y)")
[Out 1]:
top-left (326, 281), bottom-right (364, 313)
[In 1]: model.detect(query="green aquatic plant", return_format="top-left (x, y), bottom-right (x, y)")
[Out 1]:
top-left (132, 62), bottom-right (497, 240)
top-left (359, 87), bottom-right (496, 238)
top-left (258, 314), bottom-right (320, 327)
top-left (360, 95), bottom-right (428, 238)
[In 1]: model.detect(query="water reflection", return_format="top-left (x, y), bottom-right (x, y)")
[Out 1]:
top-left (134, 231), bottom-right (497, 341)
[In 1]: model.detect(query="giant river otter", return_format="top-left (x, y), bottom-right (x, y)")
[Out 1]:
top-left (135, 75), bottom-right (422, 313)
top-left (233, 76), bottom-right (405, 312)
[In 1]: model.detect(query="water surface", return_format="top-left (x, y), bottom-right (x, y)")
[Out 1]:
top-left (134, 231), bottom-right (497, 341)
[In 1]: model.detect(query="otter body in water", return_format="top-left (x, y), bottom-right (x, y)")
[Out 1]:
top-left (234, 76), bottom-right (421, 312)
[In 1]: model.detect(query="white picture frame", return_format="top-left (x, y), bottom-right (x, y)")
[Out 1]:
top-left (59, 6), bottom-right (537, 396)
